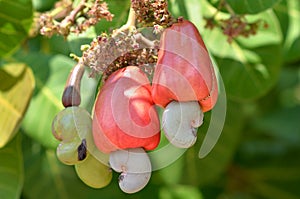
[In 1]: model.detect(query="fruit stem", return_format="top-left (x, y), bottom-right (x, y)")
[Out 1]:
top-left (133, 33), bottom-right (157, 48)
top-left (112, 7), bottom-right (136, 36)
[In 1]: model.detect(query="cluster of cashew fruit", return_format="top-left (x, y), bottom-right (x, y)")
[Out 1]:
top-left (52, 106), bottom-right (113, 188)
top-left (52, 19), bottom-right (218, 194)
top-left (52, 64), bottom-right (112, 188)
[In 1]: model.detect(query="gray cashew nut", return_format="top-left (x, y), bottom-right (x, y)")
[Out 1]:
top-left (162, 101), bottom-right (204, 148)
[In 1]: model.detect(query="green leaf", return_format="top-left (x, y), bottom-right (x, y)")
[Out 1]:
top-left (66, 0), bottom-right (130, 57)
top-left (47, 35), bottom-right (71, 55)
top-left (236, 11), bottom-right (283, 48)
top-left (226, 0), bottom-right (281, 14)
top-left (168, 0), bottom-right (192, 19)
top-left (253, 106), bottom-right (300, 145)
top-left (94, 0), bottom-right (130, 32)
top-left (0, 134), bottom-right (24, 199)
top-left (67, 0), bottom-right (131, 55)
top-left (233, 109), bottom-right (300, 198)
top-left (202, 11), bottom-right (283, 100)
top-left (283, 0), bottom-right (300, 63)
top-left (184, 101), bottom-right (245, 186)
top-left (32, 0), bottom-right (56, 12)
top-left (273, 0), bottom-right (290, 40)
top-left (0, 63), bottom-right (35, 148)
top-left (16, 53), bottom-right (97, 149)
top-left (169, 0), bottom-right (203, 22)
top-left (0, 0), bottom-right (33, 57)
top-left (21, 135), bottom-right (160, 199)
top-left (180, 1), bottom-right (283, 101)
top-left (68, 27), bottom-right (97, 57)
top-left (158, 155), bottom-right (185, 185)
top-left (159, 185), bottom-right (203, 199)
top-left (22, 136), bottom-right (102, 199)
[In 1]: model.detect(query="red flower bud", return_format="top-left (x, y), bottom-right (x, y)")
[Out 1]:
top-left (93, 66), bottom-right (160, 153)
top-left (152, 19), bottom-right (218, 112)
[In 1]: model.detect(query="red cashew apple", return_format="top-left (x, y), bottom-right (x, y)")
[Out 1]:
top-left (151, 19), bottom-right (218, 148)
top-left (152, 19), bottom-right (218, 112)
top-left (92, 66), bottom-right (160, 153)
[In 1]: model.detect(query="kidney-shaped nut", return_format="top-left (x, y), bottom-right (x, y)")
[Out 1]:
top-left (118, 172), bottom-right (151, 194)
top-left (162, 101), bottom-right (204, 148)
top-left (109, 148), bottom-right (152, 194)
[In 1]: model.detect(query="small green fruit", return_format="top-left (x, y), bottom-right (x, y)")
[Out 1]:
top-left (75, 154), bottom-right (112, 188)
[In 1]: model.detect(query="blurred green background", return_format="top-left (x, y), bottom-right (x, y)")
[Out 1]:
top-left (0, 0), bottom-right (300, 198)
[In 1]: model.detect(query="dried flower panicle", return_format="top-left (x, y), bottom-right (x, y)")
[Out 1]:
top-left (203, 0), bottom-right (268, 43)
top-left (39, 0), bottom-right (114, 37)
top-left (220, 16), bottom-right (262, 43)
top-left (204, 16), bottom-right (217, 30)
top-left (204, 15), bottom-right (264, 43)
top-left (105, 48), bottom-right (158, 80)
top-left (81, 29), bottom-right (159, 79)
top-left (39, 14), bottom-right (57, 37)
top-left (131, 0), bottom-right (174, 27)
top-left (75, 0), bottom-right (114, 34)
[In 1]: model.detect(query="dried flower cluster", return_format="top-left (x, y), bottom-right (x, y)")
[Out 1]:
top-left (81, 29), bottom-right (159, 79)
top-left (131, 0), bottom-right (174, 27)
top-left (204, 0), bottom-right (267, 43)
top-left (79, 0), bottom-right (113, 33)
top-left (39, 0), bottom-right (113, 37)
top-left (221, 16), bottom-right (263, 42)
top-left (204, 15), bottom-right (264, 43)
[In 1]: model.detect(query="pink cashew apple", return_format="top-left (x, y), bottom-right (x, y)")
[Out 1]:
top-left (92, 66), bottom-right (160, 153)
top-left (152, 19), bottom-right (218, 112)
top-left (151, 19), bottom-right (218, 148)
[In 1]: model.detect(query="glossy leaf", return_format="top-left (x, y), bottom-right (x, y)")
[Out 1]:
top-left (67, 27), bottom-right (97, 57)
top-left (48, 36), bottom-right (72, 55)
top-left (0, 63), bottom-right (34, 148)
top-left (67, 0), bottom-right (131, 57)
top-left (0, 134), bottom-right (24, 199)
top-left (22, 136), bottom-right (99, 199)
top-left (159, 185), bottom-right (203, 199)
top-left (282, 0), bottom-right (300, 63)
top-left (158, 154), bottom-right (184, 185)
top-left (184, 101), bottom-right (245, 185)
top-left (0, 0), bottom-right (33, 57)
top-left (169, 0), bottom-right (202, 22)
top-left (273, 0), bottom-right (289, 40)
top-left (16, 53), bottom-right (97, 149)
top-left (21, 135), bottom-right (160, 199)
top-left (32, 0), bottom-right (56, 12)
top-left (253, 106), bottom-right (300, 145)
top-left (1, 0), bottom-right (298, 198)
top-left (233, 109), bottom-right (300, 198)
top-left (202, 11), bottom-right (282, 100)
top-left (168, 0), bottom-right (189, 19)
top-left (226, 0), bottom-right (281, 14)
top-left (183, 0), bottom-right (283, 100)
top-left (94, 0), bottom-right (130, 32)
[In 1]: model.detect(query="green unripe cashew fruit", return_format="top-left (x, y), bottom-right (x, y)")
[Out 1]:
top-left (56, 138), bottom-right (88, 165)
top-left (75, 154), bottom-right (112, 188)
top-left (52, 107), bottom-right (92, 142)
